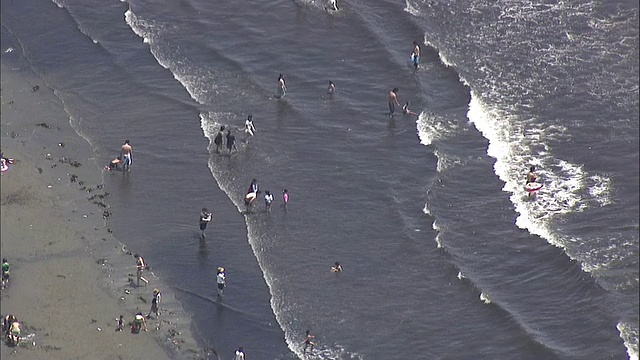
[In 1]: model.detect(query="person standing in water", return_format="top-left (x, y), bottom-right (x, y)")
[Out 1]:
top-left (303, 330), bottom-right (316, 353)
top-left (277, 74), bottom-right (287, 98)
top-left (216, 267), bottom-right (226, 297)
top-left (388, 88), bottom-right (400, 117)
top-left (327, 81), bottom-right (335, 94)
top-left (244, 114), bottom-right (256, 142)
top-left (199, 208), bottom-right (212, 238)
top-left (214, 125), bottom-right (226, 153)
top-left (120, 140), bottom-right (133, 172)
top-left (282, 189), bottom-right (289, 209)
top-left (411, 41), bottom-right (421, 70)
top-left (234, 347), bottom-right (246, 360)
top-left (331, 262), bottom-right (343, 273)
top-left (264, 191), bottom-right (274, 212)
top-left (226, 130), bottom-right (237, 154)
top-left (526, 166), bottom-right (537, 184)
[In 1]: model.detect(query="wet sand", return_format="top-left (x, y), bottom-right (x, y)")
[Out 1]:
top-left (1, 59), bottom-right (205, 359)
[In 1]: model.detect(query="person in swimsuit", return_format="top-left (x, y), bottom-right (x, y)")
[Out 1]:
top-left (402, 102), bottom-right (419, 116)
top-left (389, 88), bottom-right (400, 116)
top-left (411, 41), bottom-right (421, 69)
top-left (120, 140), bottom-right (133, 172)
top-left (303, 329), bottom-right (316, 353)
top-left (277, 74), bottom-right (287, 98)
top-left (133, 312), bottom-right (148, 332)
top-left (199, 208), bottom-right (212, 238)
top-left (106, 156), bottom-right (121, 171)
top-left (331, 262), bottom-right (343, 272)
top-left (526, 166), bottom-right (537, 184)
top-left (282, 189), bottom-right (289, 209)
top-left (244, 114), bottom-right (257, 141)
top-left (134, 254), bottom-right (149, 287)
top-left (214, 125), bottom-right (226, 153)
top-left (327, 81), bottom-right (335, 94)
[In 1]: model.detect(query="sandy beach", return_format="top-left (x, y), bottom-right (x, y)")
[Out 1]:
top-left (1, 56), bottom-right (205, 359)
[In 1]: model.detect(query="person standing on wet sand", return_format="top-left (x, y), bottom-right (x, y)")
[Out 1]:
top-left (147, 288), bottom-right (161, 319)
top-left (134, 253), bottom-right (149, 287)
top-left (199, 208), bottom-right (212, 238)
top-left (120, 140), bottom-right (133, 172)
top-left (388, 88), bottom-right (400, 117)
top-left (214, 125), bottom-right (226, 153)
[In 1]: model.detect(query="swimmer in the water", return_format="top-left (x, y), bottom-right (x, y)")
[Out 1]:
top-left (402, 102), bottom-right (419, 117)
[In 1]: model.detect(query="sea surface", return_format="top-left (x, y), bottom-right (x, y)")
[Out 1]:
top-left (1, 0), bottom-right (638, 359)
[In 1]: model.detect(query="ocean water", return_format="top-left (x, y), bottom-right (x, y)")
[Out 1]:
top-left (1, 0), bottom-right (638, 359)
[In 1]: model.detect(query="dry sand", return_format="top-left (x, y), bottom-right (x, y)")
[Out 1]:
top-left (1, 57), bottom-right (205, 359)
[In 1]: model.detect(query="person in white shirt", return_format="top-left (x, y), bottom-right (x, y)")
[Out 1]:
top-left (264, 191), bottom-right (274, 212)
top-left (216, 267), bottom-right (226, 297)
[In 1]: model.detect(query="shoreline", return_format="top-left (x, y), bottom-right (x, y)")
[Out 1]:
top-left (1, 52), bottom-right (210, 359)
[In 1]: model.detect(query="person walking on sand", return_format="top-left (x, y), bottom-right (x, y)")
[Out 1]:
top-left (226, 130), bottom-right (237, 154)
top-left (276, 74), bottom-right (287, 99)
top-left (388, 88), bottom-right (400, 117)
top-left (235, 347), bottom-right (246, 360)
top-left (216, 267), bottom-right (226, 297)
top-left (303, 329), bottom-right (316, 353)
top-left (147, 288), bottom-right (162, 319)
top-left (411, 40), bottom-right (421, 70)
top-left (199, 207), bottom-right (212, 238)
top-left (120, 140), bottom-right (133, 172)
top-left (214, 125), bottom-right (226, 154)
top-left (134, 253), bottom-right (149, 287)
top-left (1, 258), bottom-right (10, 289)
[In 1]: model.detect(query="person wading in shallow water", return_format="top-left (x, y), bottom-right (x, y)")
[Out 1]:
top-left (120, 140), bottom-right (133, 172)
top-left (216, 267), bottom-right (226, 297)
top-left (303, 329), bottom-right (317, 353)
top-left (199, 208), bottom-right (212, 238)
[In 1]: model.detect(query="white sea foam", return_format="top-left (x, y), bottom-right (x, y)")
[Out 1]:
top-left (480, 292), bottom-right (492, 304)
top-left (467, 94), bottom-right (614, 271)
top-left (618, 322), bottom-right (639, 360)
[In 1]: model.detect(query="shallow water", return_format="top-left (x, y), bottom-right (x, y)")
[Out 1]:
top-left (2, 0), bottom-right (637, 358)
